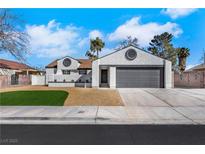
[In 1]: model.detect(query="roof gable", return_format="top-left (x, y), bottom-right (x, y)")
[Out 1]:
top-left (45, 55), bottom-right (78, 68)
top-left (96, 44), bottom-right (169, 62)
top-left (46, 58), bottom-right (92, 69)
top-left (46, 59), bottom-right (58, 68)
top-left (94, 45), bottom-right (167, 66)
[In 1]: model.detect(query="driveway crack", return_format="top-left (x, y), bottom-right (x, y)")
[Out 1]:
top-left (170, 107), bottom-right (199, 124)
top-left (143, 89), bottom-right (174, 107)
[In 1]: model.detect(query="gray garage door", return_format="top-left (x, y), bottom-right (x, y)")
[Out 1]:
top-left (116, 67), bottom-right (164, 88)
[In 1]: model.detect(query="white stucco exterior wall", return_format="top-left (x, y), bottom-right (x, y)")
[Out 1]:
top-left (164, 60), bottom-right (172, 88)
top-left (52, 70), bottom-right (91, 82)
top-left (92, 60), bottom-right (99, 88)
top-left (32, 75), bottom-right (45, 85)
top-left (109, 67), bottom-right (116, 88)
top-left (99, 46), bottom-right (164, 65)
top-left (46, 68), bottom-right (54, 84)
top-left (57, 57), bottom-right (80, 70)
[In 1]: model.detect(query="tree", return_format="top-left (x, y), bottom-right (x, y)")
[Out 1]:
top-left (177, 47), bottom-right (190, 72)
top-left (85, 50), bottom-right (97, 60)
top-left (86, 37), bottom-right (105, 60)
top-left (116, 36), bottom-right (139, 50)
top-left (148, 32), bottom-right (177, 68)
top-left (0, 9), bottom-right (30, 61)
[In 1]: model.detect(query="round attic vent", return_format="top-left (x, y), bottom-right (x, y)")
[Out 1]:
top-left (125, 49), bottom-right (137, 60)
top-left (63, 58), bottom-right (71, 67)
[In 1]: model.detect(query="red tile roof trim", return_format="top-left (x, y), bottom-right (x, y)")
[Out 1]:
top-left (0, 59), bottom-right (33, 70)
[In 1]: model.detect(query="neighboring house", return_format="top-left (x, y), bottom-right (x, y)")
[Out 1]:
top-left (0, 59), bottom-right (39, 76)
top-left (0, 59), bottom-right (39, 87)
top-left (46, 45), bottom-right (172, 88)
top-left (46, 57), bottom-right (92, 87)
top-left (174, 63), bottom-right (205, 88)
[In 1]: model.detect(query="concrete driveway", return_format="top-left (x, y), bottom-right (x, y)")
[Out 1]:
top-left (118, 88), bottom-right (205, 124)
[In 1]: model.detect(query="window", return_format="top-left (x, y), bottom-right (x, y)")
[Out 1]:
top-left (125, 49), bottom-right (137, 60)
top-left (62, 70), bottom-right (70, 74)
top-left (63, 58), bottom-right (71, 67)
top-left (79, 70), bottom-right (87, 75)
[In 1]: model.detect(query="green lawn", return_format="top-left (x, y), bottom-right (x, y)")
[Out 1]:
top-left (0, 90), bottom-right (68, 106)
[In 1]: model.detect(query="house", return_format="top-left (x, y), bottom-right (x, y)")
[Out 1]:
top-left (0, 59), bottom-right (39, 76)
top-left (45, 45), bottom-right (172, 88)
top-left (174, 63), bottom-right (205, 88)
top-left (0, 59), bottom-right (39, 87)
top-left (46, 57), bottom-right (92, 87)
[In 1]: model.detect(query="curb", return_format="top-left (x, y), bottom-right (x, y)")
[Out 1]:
top-left (0, 117), bottom-right (196, 125)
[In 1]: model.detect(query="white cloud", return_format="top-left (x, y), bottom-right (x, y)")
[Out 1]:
top-left (77, 38), bottom-right (88, 48)
top-left (26, 20), bottom-right (80, 58)
top-left (89, 30), bottom-right (103, 39)
top-left (161, 8), bottom-right (197, 19)
top-left (108, 17), bottom-right (182, 47)
top-left (26, 17), bottom-right (183, 59)
top-left (78, 29), bottom-right (103, 47)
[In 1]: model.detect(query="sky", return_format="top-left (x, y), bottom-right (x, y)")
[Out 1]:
top-left (1, 8), bottom-right (205, 69)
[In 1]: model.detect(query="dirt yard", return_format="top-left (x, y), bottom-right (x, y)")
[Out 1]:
top-left (65, 88), bottom-right (123, 106)
top-left (0, 86), bottom-right (123, 106)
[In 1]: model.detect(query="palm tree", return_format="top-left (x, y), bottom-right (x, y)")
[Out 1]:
top-left (177, 47), bottom-right (190, 72)
top-left (90, 37), bottom-right (105, 58)
top-left (85, 50), bottom-right (97, 60)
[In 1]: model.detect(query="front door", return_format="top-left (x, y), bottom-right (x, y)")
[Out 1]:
top-left (101, 70), bottom-right (108, 83)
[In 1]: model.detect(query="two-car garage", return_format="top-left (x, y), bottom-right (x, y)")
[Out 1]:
top-left (92, 45), bottom-right (172, 89)
top-left (116, 67), bottom-right (164, 88)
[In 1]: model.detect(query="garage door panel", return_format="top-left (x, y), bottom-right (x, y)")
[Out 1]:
top-left (116, 67), bottom-right (164, 88)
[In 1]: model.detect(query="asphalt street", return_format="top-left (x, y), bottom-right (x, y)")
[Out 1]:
top-left (1, 124), bottom-right (205, 145)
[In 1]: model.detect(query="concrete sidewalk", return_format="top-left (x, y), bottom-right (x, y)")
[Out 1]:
top-left (0, 106), bottom-right (202, 125)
